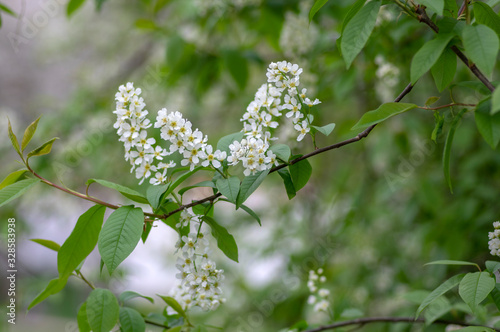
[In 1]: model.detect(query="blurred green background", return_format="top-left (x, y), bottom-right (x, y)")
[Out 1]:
top-left (1, 0), bottom-right (499, 331)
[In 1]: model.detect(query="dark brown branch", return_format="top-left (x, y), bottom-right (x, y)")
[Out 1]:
top-left (415, 6), bottom-right (495, 92)
top-left (303, 316), bottom-right (500, 332)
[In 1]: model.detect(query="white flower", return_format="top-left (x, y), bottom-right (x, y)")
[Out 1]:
top-left (489, 221), bottom-right (500, 257)
top-left (319, 288), bottom-right (330, 298)
top-left (294, 120), bottom-right (310, 141)
top-left (314, 300), bottom-right (330, 312)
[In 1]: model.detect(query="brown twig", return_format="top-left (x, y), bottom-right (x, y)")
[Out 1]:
top-left (302, 316), bottom-right (500, 332)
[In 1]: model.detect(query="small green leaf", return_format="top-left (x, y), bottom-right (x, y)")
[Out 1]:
top-left (312, 123), bottom-right (336, 137)
top-left (431, 47), bottom-right (456, 92)
top-left (28, 277), bottom-right (68, 310)
top-left (86, 288), bottom-right (120, 332)
top-left (164, 166), bottom-right (203, 199)
top-left (424, 296), bottom-right (452, 325)
top-left (270, 144), bottom-right (291, 162)
top-left (431, 111), bottom-right (445, 142)
top-left (492, 87), bottom-right (500, 115)
top-left (119, 307), bottom-right (146, 332)
top-left (0, 178), bottom-right (40, 208)
top-left (0, 169), bottom-right (28, 190)
top-left (443, 108), bottom-right (467, 193)
top-left (216, 176), bottom-right (240, 204)
top-left (475, 97), bottom-right (500, 149)
top-left (462, 24), bottom-right (499, 76)
top-left (416, 274), bottom-right (465, 318)
top-left (425, 97), bottom-right (440, 106)
top-left (340, 0), bottom-right (380, 69)
top-left (458, 272), bottom-right (496, 314)
top-left (7, 118), bottom-right (22, 160)
top-left (216, 132), bottom-right (244, 154)
top-left (411, 33), bottom-right (454, 84)
top-left (277, 168), bottom-right (296, 200)
top-left (352, 103), bottom-right (419, 130)
top-left (27, 137), bottom-right (58, 160)
top-left (223, 49), bottom-right (249, 90)
top-left (21, 116), bottom-right (41, 152)
top-left (236, 169), bottom-right (269, 208)
top-left (474, 2), bottom-right (500, 39)
top-left (309, 0), bottom-right (329, 23)
top-left (0, 3), bottom-right (16, 16)
top-left (453, 327), bottom-right (494, 332)
top-left (289, 159), bottom-right (312, 192)
top-left (134, 18), bottom-right (156, 30)
top-left (202, 216), bottom-right (239, 262)
top-left (178, 180), bottom-right (216, 196)
top-left (30, 239), bottom-right (61, 252)
top-left (415, 0), bottom-right (444, 15)
top-left (98, 206), bottom-right (144, 274)
top-left (490, 284), bottom-right (500, 311)
top-left (67, 0), bottom-right (86, 17)
top-left (87, 179), bottom-right (149, 204)
top-left (58, 205), bottom-right (106, 279)
top-left (141, 221), bottom-right (152, 244)
top-left (147, 183), bottom-right (170, 210)
top-left (77, 302), bottom-right (91, 332)
top-left (239, 204), bottom-right (261, 226)
top-left (158, 295), bottom-right (189, 321)
top-left (425, 259), bottom-right (478, 268)
top-left (119, 291), bottom-right (154, 304)
top-left (485, 260), bottom-right (500, 273)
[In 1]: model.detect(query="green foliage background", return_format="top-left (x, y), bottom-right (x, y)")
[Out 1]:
top-left (1, 0), bottom-right (500, 331)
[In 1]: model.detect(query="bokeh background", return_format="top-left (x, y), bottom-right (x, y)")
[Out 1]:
top-left (1, 0), bottom-right (499, 331)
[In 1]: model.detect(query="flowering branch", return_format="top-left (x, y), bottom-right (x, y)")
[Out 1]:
top-left (302, 316), bottom-right (500, 332)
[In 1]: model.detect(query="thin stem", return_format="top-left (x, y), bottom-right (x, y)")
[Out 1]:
top-left (302, 316), bottom-right (500, 332)
top-left (144, 318), bottom-right (169, 328)
top-left (420, 103), bottom-right (476, 110)
top-left (75, 271), bottom-right (95, 290)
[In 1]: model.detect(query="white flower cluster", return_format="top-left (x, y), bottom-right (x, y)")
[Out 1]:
top-left (172, 209), bottom-right (225, 311)
top-left (228, 61), bottom-right (321, 176)
top-left (280, 9), bottom-right (319, 59)
top-left (488, 221), bottom-right (500, 257)
top-left (374, 56), bottom-right (400, 103)
top-left (307, 268), bottom-right (330, 313)
top-left (154, 109), bottom-right (226, 171)
top-left (113, 83), bottom-right (174, 185)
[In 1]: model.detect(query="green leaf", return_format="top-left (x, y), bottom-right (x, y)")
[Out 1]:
top-left (443, 108), bottom-right (467, 193)
top-left (431, 111), bottom-right (445, 142)
top-left (309, 0), bottom-right (329, 23)
top-left (490, 284), bottom-right (500, 311)
top-left (444, 0), bottom-right (458, 17)
top-left (475, 97), bottom-right (500, 149)
top-left (340, 0), bottom-right (380, 69)
top-left (289, 159), bottom-right (312, 192)
top-left (147, 183), bottom-right (170, 210)
top-left (485, 260), bottom-right (500, 273)
top-left (462, 24), bottom-right (499, 76)
top-left (77, 302), bottom-right (91, 332)
top-left (158, 295), bottom-right (189, 321)
top-left (424, 296), bottom-right (452, 325)
top-left (119, 291), bottom-right (154, 304)
top-left (312, 123), bottom-right (336, 137)
top-left (453, 327), bottom-right (494, 332)
top-left (134, 18), bottom-right (156, 30)
top-left (352, 103), bottom-right (418, 130)
top-left (7, 118), bottom-right (22, 160)
top-left (236, 169), bottom-right (269, 209)
top-left (341, 0), bottom-right (367, 33)
top-left (223, 49), bottom-right (249, 90)
top-left (26, 137), bottom-right (58, 160)
top-left (458, 272), bottom-right (496, 313)
top-left (416, 274), bottom-right (465, 318)
top-left (411, 33), bottom-right (454, 84)
top-left (277, 168), bottom-right (296, 200)
top-left (58, 205), bottom-right (106, 279)
top-left (141, 221), bottom-right (152, 244)
top-left (415, 0), bottom-right (444, 15)
top-left (21, 116), bottom-right (41, 152)
top-left (425, 97), bottom-right (440, 106)
top-left (0, 169), bottom-right (28, 190)
top-left (86, 179), bottom-right (149, 204)
top-left (119, 307), bottom-right (146, 332)
top-left (474, 2), bottom-right (500, 39)
top-left (239, 204), bottom-right (261, 226)
top-left (86, 288), bottom-right (120, 332)
top-left (30, 238), bottom-right (61, 252)
top-left (216, 176), bottom-right (240, 204)
top-left (216, 132), bottom-right (244, 153)
top-left (270, 144), bottom-right (291, 162)
top-left (202, 216), bottom-right (239, 262)
top-left (164, 166), bottom-right (203, 199)
top-left (178, 180), bottom-right (216, 196)
top-left (431, 47), bottom-right (457, 92)
top-left (67, 0), bottom-right (86, 17)
top-left (0, 178), bottom-right (40, 208)
top-left (27, 277), bottom-right (68, 310)
top-left (491, 87), bottom-right (500, 115)
top-left (166, 328), bottom-right (182, 332)
top-left (425, 259), bottom-right (479, 268)
top-left (0, 3), bottom-right (16, 16)
top-left (98, 206), bottom-right (144, 274)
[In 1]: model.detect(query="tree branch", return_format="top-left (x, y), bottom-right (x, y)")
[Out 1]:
top-left (302, 316), bottom-right (500, 332)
